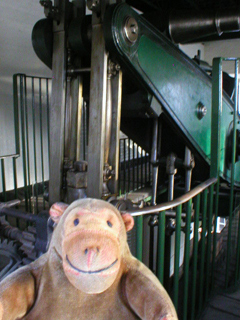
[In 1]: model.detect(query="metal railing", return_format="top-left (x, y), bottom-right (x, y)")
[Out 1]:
top-left (123, 58), bottom-right (240, 320)
top-left (0, 74), bottom-right (51, 212)
top-left (119, 137), bottom-right (151, 195)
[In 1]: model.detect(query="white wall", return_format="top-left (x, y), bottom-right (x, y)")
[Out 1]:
top-left (0, 2), bottom-right (51, 193)
top-left (0, 1), bottom-right (51, 157)
top-left (180, 42), bottom-right (205, 60)
top-left (204, 39), bottom-right (240, 74)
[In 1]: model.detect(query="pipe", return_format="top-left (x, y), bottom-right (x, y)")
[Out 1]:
top-left (151, 119), bottom-right (159, 205)
top-left (125, 177), bottom-right (217, 216)
top-left (169, 8), bottom-right (240, 44)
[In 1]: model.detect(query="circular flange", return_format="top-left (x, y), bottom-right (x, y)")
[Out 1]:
top-left (124, 16), bottom-right (139, 45)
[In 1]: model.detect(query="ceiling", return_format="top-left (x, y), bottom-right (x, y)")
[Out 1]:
top-left (127, 0), bottom-right (239, 12)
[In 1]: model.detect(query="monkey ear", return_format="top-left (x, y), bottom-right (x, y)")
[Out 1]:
top-left (121, 213), bottom-right (134, 232)
top-left (49, 202), bottom-right (69, 224)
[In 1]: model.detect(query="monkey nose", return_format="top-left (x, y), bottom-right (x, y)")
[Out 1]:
top-left (84, 247), bottom-right (100, 255)
top-left (84, 247), bottom-right (100, 268)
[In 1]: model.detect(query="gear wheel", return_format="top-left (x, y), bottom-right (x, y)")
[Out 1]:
top-left (20, 226), bottom-right (37, 264)
top-left (0, 239), bottom-right (23, 281)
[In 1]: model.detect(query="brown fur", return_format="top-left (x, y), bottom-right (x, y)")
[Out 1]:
top-left (0, 198), bottom-right (178, 319)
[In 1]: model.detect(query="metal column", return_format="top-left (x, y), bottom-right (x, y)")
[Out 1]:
top-left (87, 15), bottom-right (108, 198)
top-left (49, 0), bottom-right (67, 204)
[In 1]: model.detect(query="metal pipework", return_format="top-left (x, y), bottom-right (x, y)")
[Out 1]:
top-left (166, 153), bottom-right (177, 201)
top-left (169, 8), bottom-right (240, 43)
top-left (151, 119), bottom-right (160, 206)
top-left (105, 59), bottom-right (113, 165)
top-left (184, 147), bottom-right (195, 193)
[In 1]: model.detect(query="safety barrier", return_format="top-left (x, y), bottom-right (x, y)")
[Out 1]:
top-left (0, 74), bottom-right (51, 212)
top-left (124, 58), bottom-right (240, 319)
top-left (119, 137), bottom-right (151, 195)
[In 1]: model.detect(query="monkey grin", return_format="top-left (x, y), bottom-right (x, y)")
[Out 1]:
top-left (66, 255), bottom-right (118, 274)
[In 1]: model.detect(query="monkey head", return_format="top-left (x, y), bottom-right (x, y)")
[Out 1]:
top-left (49, 199), bottom-right (134, 295)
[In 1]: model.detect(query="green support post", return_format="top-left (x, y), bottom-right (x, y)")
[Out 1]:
top-left (136, 216), bottom-right (143, 261)
top-left (205, 184), bottom-right (214, 300)
top-left (173, 205), bottom-right (182, 311)
top-left (211, 179), bottom-right (219, 290)
top-left (209, 58), bottom-right (222, 293)
top-left (157, 211), bottom-right (166, 284)
top-left (226, 59), bottom-right (239, 288)
top-left (199, 189), bottom-right (208, 312)
top-left (191, 194), bottom-right (200, 320)
top-left (183, 200), bottom-right (192, 320)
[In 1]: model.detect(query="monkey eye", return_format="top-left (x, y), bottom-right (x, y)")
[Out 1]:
top-left (73, 218), bottom-right (79, 226)
top-left (107, 220), bottom-right (113, 228)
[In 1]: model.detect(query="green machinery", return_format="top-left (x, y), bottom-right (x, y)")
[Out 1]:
top-left (32, 1), bottom-right (240, 204)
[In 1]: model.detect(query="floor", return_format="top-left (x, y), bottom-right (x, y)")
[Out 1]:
top-left (200, 288), bottom-right (240, 319)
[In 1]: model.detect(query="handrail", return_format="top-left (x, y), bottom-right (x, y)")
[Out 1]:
top-left (126, 177), bottom-right (217, 216)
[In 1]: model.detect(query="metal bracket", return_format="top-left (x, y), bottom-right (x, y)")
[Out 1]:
top-left (40, 0), bottom-right (60, 20)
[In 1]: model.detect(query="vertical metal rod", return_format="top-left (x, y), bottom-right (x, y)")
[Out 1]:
top-left (235, 209), bottom-right (240, 282)
top-left (133, 142), bottom-right (135, 191)
top-left (148, 153), bottom-right (150, 182)
top-left (13, 74), bottom-right (20, 156)
top-left (235, 61), bottom-right (240, 284)
top-left (1, 159), bottom-right (6, 202)
top-left (118, 139), bottom-right (122, 196)
top-left (173, 204), bottom-right (182, 310)
top-left (145, 150), bottom-right (147, 185)
top-left (12, 157), bottom-right (18, 199)
top-left (64, 75), bottom-right (72, 159)
top-left (137, 144), bottom-right (139, 189)
top-left (46, 78), bottom-right (50, 163)
top-left (149, 219), bottom-right (155, 271)
top-left (157, 210), bottom-right (166, 284)
top-left (141, 148), bottom-right (143, 187)
top-left (20, 75), bottom-right (29, 211)
top-left (105, 62), bottom-right (112, 166)
top-left (226, 59), bottom-right (239, 288)
top-left (191, 194), bottom-right (201, 320)
top-left (83, 102), bottom-right (87, 160)
top-left (24, 76), bottom-right (32, 212)
top-left (184, 147), bottom-right (192, 192)
top-left (108, 69), bottom-right (122, 195)
top-left (128, 138), bottom-right (131, 192)
top-left (151, 119), bottom-right (159, 205)
top-left (136, 216), bottom-right (143, 261)
top-left (211, 180), bottom-right (219, 290)
top-left (32, 78), bottom-right (38, 213)
top-left (199, 189), bottom-right (208, 312)
top-left (87, 20), bottom-right (108, 198)
top-left (205, 184), bottom-right (214, 301)
top-left (12, 157), bottom-right (19, 227)
top-left (210, 57), bottom-right (222, 291)
top-left (182, 199), bottom-right (192, 320)
top-left (123, 139), bottom-right (126, 194)
top-left (39, 79), bottom-right (45, 210)
top-left (49, 7), bottom-right (67, 204)
top-left (150, 119), bottom-right (159, 271)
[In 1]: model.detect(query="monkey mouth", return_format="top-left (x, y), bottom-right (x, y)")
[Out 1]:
top-left (66, 255), bottom-right (118, 274)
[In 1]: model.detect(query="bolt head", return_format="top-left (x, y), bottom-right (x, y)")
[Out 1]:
top-left (124, 17), bottom-right (139, 45)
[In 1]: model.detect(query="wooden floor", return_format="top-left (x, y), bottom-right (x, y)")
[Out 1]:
top-left (200, 288), bottom-right (240, 319)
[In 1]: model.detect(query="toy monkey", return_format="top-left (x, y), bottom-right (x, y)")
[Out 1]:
top-left (0, 198), bottom-right (178, 319)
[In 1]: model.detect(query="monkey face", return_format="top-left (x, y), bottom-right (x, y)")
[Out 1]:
top-left (62, 206), bottom-right (123, 294)
top-left (49, 199), bottom-right (134, 294)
